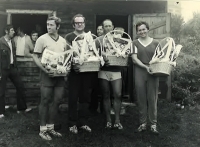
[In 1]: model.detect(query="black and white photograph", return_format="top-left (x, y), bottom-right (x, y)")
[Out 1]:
top-left (0, 0), bottom-right (199, 146)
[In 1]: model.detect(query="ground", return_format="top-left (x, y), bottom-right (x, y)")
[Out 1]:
top-left (0, 99), bottom-right (200, 147)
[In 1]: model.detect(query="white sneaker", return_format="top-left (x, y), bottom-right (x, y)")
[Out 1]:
top-left (110, 109), bottom-right (115, 115)
top-left (0, 114), bottom-right (4, 118)
top-left (80, 125), bottom-right (92, 132)
top-left (5, 105), bottom-right (10, 109)
top-left (17, 108), bottom-right (32, 114)
top-left (25, 108), bottom-right (32, 112)
top-left (69, 125), bottom-right (78, 134)
top-left (135, 123), bottom-right (147, 132)
top-left (48, 129), bottom-right (62, 137)
top-left (39, 131), bottom-right (52, 140)
top-left (150, 125), bottom-right (159, 135)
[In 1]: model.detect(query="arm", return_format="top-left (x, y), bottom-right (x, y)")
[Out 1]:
top-left (24, 44), bottom-right (33, 58)
top-left (24, 36), bottom-right (34, 58)
top-left (33, 37), bottom-right (54, 76)
top-left (32, 53), bottom-right (47, 73)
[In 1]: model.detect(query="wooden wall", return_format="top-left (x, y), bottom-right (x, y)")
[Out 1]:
top-left (0, 0), bottom-right (167, 37)
top-left (1, 0), bottom-right (168, 103)
top-left (5, 58), bottom-right (40, 104)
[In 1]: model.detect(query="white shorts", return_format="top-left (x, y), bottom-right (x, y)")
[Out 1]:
top-left (98, 71), bottom-right (121, 81)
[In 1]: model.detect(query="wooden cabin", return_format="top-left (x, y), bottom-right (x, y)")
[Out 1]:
top-left (0, 0), bottom-right (171, 104)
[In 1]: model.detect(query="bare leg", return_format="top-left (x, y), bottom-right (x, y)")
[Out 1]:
top-left (39, 86), bottom-right (53, 126)
top-left (99, 79), bottom-right (111, 123)
top-left (110, 79), bottom-right (122, 124)
top-left (48, 87), bottom-right (64, 124)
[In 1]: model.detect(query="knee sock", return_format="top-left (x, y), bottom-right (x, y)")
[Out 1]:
top-left (40, 126), bottom-right (47, 132)
top-left (47, 124), bottom-right (54, 130)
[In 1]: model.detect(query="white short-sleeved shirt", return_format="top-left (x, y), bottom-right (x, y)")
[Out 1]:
top-left (34, 33), bottom-right (66, 54)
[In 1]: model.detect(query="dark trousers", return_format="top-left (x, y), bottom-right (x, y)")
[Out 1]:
top-left (89, 72), bottom-right (100, 111)
top-left (0, 65), bottom-right (27, 114)
top-left (135, 66), bottom-right (159, 125)
top-left (68, 72), bottom-right (92, 127)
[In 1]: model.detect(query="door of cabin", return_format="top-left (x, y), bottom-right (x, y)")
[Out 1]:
top-left (131, 13), bottom-right (171, 101)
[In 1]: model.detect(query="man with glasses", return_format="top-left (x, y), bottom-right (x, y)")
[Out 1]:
top-left (65, 14), bottom-right (92, 134)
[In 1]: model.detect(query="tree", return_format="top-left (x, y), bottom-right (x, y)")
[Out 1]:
top-left (170, 14), bottom-right (185, 43)
top-left (182, 12), bottom-right (200, 53)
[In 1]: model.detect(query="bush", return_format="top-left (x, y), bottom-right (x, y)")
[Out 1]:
top-left (172, 40), bottom-right (200, 105)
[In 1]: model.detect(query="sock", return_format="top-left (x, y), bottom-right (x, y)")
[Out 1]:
top-left (115, 120), bottom-right (120, 124)
top-left (47, 124), bottom-right (54, 131)
top-left (40, 126), bottom-right (47, 132)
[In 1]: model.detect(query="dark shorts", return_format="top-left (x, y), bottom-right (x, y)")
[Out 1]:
top-left (40, 71), bottom-right (65, 87)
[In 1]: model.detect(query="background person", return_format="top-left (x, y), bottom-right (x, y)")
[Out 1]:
top-left (96, 25), bottom-right (104, 37)
top-left (24, 30), bottom-right (38, 58)
top-left (0, 25), bottom-right (31, 118)
top-left (14, 27), bottom-right (32, 57)
top-left (88, 24), bottom-right (104, 114)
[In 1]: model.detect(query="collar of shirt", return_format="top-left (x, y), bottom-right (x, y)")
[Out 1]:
top-left (4, 36), bottom-right (11, 42)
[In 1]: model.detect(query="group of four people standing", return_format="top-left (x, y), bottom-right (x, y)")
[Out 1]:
top-left (0, 13), bottom-right (159, 141)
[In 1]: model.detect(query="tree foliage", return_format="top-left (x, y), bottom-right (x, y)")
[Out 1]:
top-left (170, 14), bottom-right (184, 43)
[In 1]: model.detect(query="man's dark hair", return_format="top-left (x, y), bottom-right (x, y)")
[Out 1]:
top-left (135, 21), bottom-right (150, 31)
top-left (17, 27), bottom-right (25, 34)
top-left (71, 14), bottom-right (86, 25)
top-left (47, 16), bottom-right (61, 28)
top-left (97, 24), bottom-right (103, 29)
top-left (31, 30), bottom-right (38, 36)
top-left (4, 24), bottom-right (14, 33)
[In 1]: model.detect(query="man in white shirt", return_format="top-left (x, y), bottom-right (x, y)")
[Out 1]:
top-left (33, 16), bottom-right (67, 140)
top-left (14, 27), bottom-right (32, 56)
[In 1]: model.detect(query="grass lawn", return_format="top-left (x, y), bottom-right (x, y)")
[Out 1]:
top-left (0, 99), bottom-right (200, 147)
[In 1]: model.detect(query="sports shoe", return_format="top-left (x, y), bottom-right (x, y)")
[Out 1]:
top-left (80, 125), bottom-right (92, 132)
top-left (69, 125), bottom-right (78, 134)
top-left (39, 131), bottom-right (52, 140)
top-left (5, 105), bottom-right (10, 109)
top-left (17, 108), bottom-right (32, 114)
top-left (110, 109), bottom-right (115, 115)
top-left (113, 123), bottom-right (123, 130)
top-left (135, 123), bottom-right (147, 132)
top-left (105, 122), bottom-right (112, 129)
top-left (150, 125), bottom-right (159, 135)
top-left (0, 114), bottom-right (4, 118)
top-left (48, 129), bottom-right (62, 137)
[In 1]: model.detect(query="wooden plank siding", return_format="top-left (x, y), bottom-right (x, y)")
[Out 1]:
top-left (0, 0), bottom-right (168, 103)
top-left (0, 1), bottom-right (167, 37)
top-left (5, 58), bottom-right (40, 104)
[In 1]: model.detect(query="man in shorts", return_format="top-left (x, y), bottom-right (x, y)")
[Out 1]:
top-left (33, 16), bottom-right (67, 140)
top-left (97, 19), bottom-right (124, 129)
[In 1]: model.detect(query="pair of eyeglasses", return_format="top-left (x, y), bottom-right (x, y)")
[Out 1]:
top-left (74, 22), bottom-right (85, 25)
